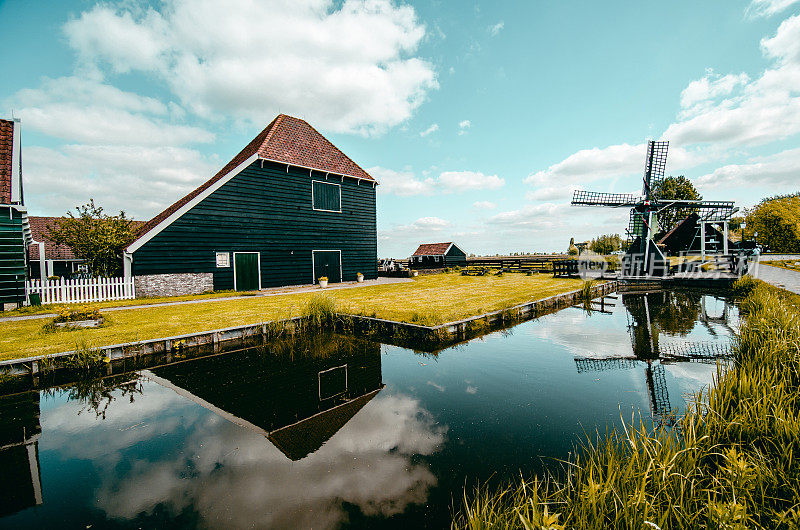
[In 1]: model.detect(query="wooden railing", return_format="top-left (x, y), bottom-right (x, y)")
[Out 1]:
top-left (26, 277), bottom-right (135, 304)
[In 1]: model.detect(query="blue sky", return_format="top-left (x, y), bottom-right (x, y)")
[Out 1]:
top-left (1, 0), bottom-right (799, 256)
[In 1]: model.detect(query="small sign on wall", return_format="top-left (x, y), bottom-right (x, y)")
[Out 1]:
top-left (216, 252), bottom-right (230, 268)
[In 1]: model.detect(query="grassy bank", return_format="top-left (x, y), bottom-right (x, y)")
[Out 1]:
top-left (454, 276), bottom-right (800, 530)
top-left (0, 273), bottom-right (582, 360)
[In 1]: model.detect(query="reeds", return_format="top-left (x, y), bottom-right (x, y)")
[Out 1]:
top-left (301, 294), bottom-right (338, 327)
top-left (454, 277), bottom-right (800, 529)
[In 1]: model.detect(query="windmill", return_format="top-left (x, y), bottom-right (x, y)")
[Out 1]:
top-left (571, 141), bottom-right (736, 276)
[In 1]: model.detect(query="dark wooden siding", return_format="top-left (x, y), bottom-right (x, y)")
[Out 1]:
top-left (445, 245), bottom-right (467, 266)
top-left (132, 161), bottom-right (377, 289)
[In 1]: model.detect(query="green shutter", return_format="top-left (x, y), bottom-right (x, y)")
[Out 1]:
top-left (312, 181), bottom-right (341, 212)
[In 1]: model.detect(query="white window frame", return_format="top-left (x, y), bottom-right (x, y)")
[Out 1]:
top-left (311, 180), bottom-right (342, 213)
top-left (434, 256), bottom-right (440, 262)
top-left (233, 251), bottom-right (262, 291)
top-left (216, 251), bottom-right (230, 268)
top-left (311, 249), bottom-right (343, 283)
top-left (318, 364), bottom-right (348, 400)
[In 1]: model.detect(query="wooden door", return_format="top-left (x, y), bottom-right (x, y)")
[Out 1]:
top-left (313, 251), bottom-right (341, 283)
top-left (234, 253), bottom-right (260, 291)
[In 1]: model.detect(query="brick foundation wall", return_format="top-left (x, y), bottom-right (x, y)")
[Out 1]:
top-left (134, 273), bottom-right (214, 298)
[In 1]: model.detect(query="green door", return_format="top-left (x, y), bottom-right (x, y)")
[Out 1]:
top-left (313, 251), bottom-right (341, 283)
top-left (234, 253), bottom-right (259, 291)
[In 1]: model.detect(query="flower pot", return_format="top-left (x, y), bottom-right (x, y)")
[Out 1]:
top-left (319, 280), bottom-right (328, 288)
top-left (356, 275), bottom-right (364, 283)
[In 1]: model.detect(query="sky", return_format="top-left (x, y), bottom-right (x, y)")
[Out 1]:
top-left (1, 0), bottom-right (799, 257)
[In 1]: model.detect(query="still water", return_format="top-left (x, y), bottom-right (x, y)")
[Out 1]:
top-left (0, 290), bottom-right (736, 529)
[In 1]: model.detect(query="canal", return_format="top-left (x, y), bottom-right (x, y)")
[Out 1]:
top-left (0, 289), bottom-right (736, 529)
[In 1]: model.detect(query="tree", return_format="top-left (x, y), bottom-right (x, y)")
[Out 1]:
top-left (589, 233), bottom-right (622, 255)
top-left (745, 193), bottom-right (800, 253)
top-left (652, 175), bottom-right (702, 235)
top-left (48, 200), bottom-right (137, 277)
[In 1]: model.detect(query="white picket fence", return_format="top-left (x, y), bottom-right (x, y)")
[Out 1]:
top-left (26, 277), bottom-right (135, 304)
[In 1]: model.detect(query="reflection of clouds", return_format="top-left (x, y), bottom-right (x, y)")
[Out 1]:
top-left (78, 389), bottom-right (446, 529)
top-left (525, 310), bottom-right (634, 359)
top-left (466, 386), bottom-right (478, 394)
top-left (664, 362), bottom-right (722, 397)
top-left (426, 381), bottom-right (446, 392)
top-left (41, 380), bottom-right (194, 461)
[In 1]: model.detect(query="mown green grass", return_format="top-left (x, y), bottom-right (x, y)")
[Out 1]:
top-left (453, 275), bottom-right (800, 530)
top-left (0, 273), bottom-right (583, 360)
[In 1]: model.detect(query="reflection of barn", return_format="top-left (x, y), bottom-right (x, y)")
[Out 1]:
top-left (574, 291), bottom-right (735, 426)
top-left (149, 334), bottom-right (383, 460)
top-left (0, 392), bottom-right (43, 517)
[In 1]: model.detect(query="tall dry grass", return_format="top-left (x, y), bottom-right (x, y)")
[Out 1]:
top-left (454, 277), bottom-right (800, 529)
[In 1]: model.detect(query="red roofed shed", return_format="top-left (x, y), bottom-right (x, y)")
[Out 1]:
top-left (409, 242), bottom-right (467, 269)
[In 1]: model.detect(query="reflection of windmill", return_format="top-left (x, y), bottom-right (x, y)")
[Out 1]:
top-left (574, 292), bottom-right (735, 426)
top-left (572, 141), bottom-right (736, 276)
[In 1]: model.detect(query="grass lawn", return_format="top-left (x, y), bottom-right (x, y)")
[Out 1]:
top-left (0, 273), bottom-right (584, 361)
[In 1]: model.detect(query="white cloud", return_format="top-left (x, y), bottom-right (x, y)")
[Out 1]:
top-left (370, 167), bottom-right (503, 196)
top-left (9, 77), bottom-right (213, 146)
top-left (419, 123), bottom-right (439, 137)
top-left (369, 166), bottom-right (436, 196)
top-left (488, 203), bottom-right (568, 228)
top-left (472, 201), bottom-right (496, 209)
top-left (403, 216), bottom-right (451, 231)
top-left (696, 146), bottom-right (800, 191)
top-left (64, 0), bottom-right (438, 135)
top-left (679, 70), bottom-right (750, 113)
top-left (663, 14), bottom-right (800, 148)
top-left (489, 21), bottom-right (504, 36)
top-left (746, 0), bottom-right (800, 18)
top-left (458, 119), bottom-right (471, 135)
top-left (24, 144), bottom-right (219, 218)
top-left (439, 170), bottom-right (504, 192)
top-left (527, 13), bottom-right (800, 201)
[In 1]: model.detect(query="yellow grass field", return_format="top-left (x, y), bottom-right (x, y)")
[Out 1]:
top-left (0, 273), bottom-right (584, 361)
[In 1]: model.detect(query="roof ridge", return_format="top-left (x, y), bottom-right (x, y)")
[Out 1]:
top-left (295, 116), bottom-right (373, 180)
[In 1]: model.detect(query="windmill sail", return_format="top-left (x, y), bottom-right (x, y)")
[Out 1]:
top-left (643, 140), bottom-right (669, 199)
top-left (571, 190), bottom-right (640, 207)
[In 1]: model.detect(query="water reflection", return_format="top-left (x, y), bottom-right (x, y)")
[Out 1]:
top-left (576, 290), bottom-right (735, 425)
top-left (0, 291), bottom-right (739, 529)
top-left (0, 392), bottom-right (42, 518)
top-left (0, 334), bottom-right (447, 529)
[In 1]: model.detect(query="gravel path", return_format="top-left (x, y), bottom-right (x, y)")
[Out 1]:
top-left (754, 262), bottom-right (800, 294)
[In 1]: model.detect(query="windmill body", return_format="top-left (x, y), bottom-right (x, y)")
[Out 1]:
top-left (572, 141), bottom-right (737, 277)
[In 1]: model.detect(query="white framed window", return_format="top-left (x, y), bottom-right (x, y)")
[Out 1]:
top-left (312, 180), bottom-right (342, 212)
top-left (434, 256), bottom-right (440, 262)
top-left (216, 252), bottom-right (230, 268)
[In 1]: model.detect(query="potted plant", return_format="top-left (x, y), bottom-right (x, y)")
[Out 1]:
top-left (356, 272), bottom-right (364, 283)
top-left (318, 276), bottom-right (328, 288)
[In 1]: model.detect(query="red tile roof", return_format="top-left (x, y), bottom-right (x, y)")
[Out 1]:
top-left (0, 119), bottom-right (14, 204)
top-left (28, 216), bottom-right (144, 261)
top-left (412, 242), bottom-right (453, 256)
top-left (135, 114), bottom-right (375, 240)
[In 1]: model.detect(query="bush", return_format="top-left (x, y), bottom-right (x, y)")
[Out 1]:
top-left (53, 305), bottom-right (102, 323)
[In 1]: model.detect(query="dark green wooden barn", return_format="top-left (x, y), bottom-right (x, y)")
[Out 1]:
top-left (0, 118), bottom-right (31, 308)
top-left (125, 114), bottom-right (378, 297)
top-left (409, 242), bottom-right (467, 269)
